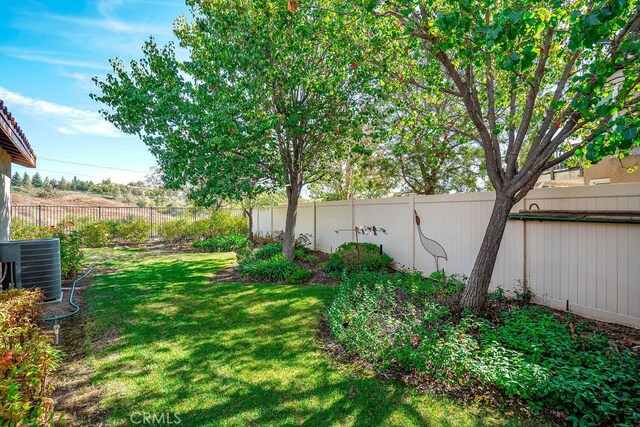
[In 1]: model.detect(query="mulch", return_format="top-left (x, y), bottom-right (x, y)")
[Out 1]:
top-left (40, 268), bottom-right (111, 427)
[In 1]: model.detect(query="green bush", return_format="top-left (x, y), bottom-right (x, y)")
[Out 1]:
top-left (326, 272), bottom-right (640, 425)
top-left (157, 219), bottom-right (190, 243)
top-left (0, 289), bottom-right (60, 426)
top-left (254, 231), bottom-right (284, 245)
top-left (193, 233), bottom-right (250, 253)
top-left (11, 218), bottom-right (54, 241)
top-left (158, 211), bottom-right (248, 243)
top-left (111, 218), bottom-right (151, 243)
top-left (254, 243), bottom-right (284, 260)
top-left (77, 221), bottom-right (112, 247)
top-left (12, 220), bottom-right (83, 279)
top-left (54, 230), bottom-right (84, 279)
top-left (210, 210), bottom-right (248, 236)
top-left (238, 255), bottom-right (312, 284)
top-left (287, 268), bottom-right (313, 284)
top-left (323, 242), bottom-right (393, 277)
top-left (187, 219), bottom-right (213, 239)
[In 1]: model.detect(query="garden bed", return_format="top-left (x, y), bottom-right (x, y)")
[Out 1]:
top-left (326, 271), bottom-right (640, 425)
top-left (211, 249), bottom-right (338, 285)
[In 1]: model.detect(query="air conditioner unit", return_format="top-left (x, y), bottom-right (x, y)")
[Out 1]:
top-left (0, 238), bottom-right (62, 302)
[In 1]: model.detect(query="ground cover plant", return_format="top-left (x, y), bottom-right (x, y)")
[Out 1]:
top-left (238, 243), bottom-right (313, 284)
top-left (67, 248), bottom-right (541, 426)
top-left (0, 289), bottom-right (59, 426)
top-left (327, 271), bottom-right (640, 426)
top-left (192, 233), bottom-right (251, 254)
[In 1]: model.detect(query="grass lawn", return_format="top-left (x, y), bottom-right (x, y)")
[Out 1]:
top-left (78, 248), bottom-right (542, 426)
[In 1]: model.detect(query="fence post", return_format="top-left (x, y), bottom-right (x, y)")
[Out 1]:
top-left (98, 206), bottom-right (102, 221)
top-left (313, 202), bottom-right (317, 251)
top-left (255, 208), bottom-right (260, 237)
top-left (38, 205), bottom-right (42, 227)
top-left (350, 198), bottom-right (355, 242)
top-left (410, 195), bottom-right (416, 270)
top-left (193, 207), bottom-right (197, 223)
top-left (149, 207), bottom-right (154, 239)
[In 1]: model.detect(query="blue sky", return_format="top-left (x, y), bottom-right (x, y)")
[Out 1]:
top-left (0, 0), bottom-right (189, 184)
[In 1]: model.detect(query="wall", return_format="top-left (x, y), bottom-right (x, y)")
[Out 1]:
top-left (583, 153), bottom-right (640, 185)
top-left (254, 183), bottom-right (640, 329)
top-left (0, 148), bottom-right (11, 241)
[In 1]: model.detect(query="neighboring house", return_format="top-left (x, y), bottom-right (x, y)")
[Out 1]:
top-left (537, 147), bottom-right (640, 188)
top-left (0, 100), bottom-right (37, 240)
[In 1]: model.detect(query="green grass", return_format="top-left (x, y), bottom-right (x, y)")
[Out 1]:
top-left (81, 248), bottom-right (541, 426)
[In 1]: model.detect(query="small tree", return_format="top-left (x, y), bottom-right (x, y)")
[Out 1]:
top-left (31, 173), bottom-right (42, 188)
top-left (11, 172), bottom-right (22, 187)
top-left (93, 0), bottom-right (371, 259)
top-left (21, 173), bottom-right (32, 188)
top-left (380, 83), bottom-right (487, 195)
top-left (58, 177), bottom-right (71, 191)
top-left (308, 141), bottom-right (398, 200)
top-left (362, 0), bottom-right (640, 309)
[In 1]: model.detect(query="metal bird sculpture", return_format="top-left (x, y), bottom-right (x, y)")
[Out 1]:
top-left (414, 210), bottom-right (447, 272)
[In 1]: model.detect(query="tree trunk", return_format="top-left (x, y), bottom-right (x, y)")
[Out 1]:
top-left (244, 208), bottom-right (254, 242)
top-left (282, 183), bottom-right (301, 261)
top-left (459, 192), bottom-right (515, 310)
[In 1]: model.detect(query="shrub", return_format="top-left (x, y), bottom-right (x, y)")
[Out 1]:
top-left (254, 231), bottom-right (284, 245)
top-left (0, 289), bottom-right (59, 426)
top-left (323, 242), bottom-right (393, 276)
top-left (54, 230), bottom-right (84, 279)
top-left (158, 211), bottom-right (248, 243)
top-left (295, 233), bottom-right (312, 248)
top-left (326, 272), bottom-right (640, 425)
top-left (111, 219), bottom-right (151, 243)
top-left (77, 221), bottom-right (112, 247)
top-left (238, 255), bottom-right (312, 284)
top-left (254, 231), bottom-right (309, 247)
top-left (157, 219), bottom-right (190, 243)
top-left (210, 210), bottom-right (248, 236)
top-left (11, 218), bottom-right (54, 240)
top-left (287, 268), bottom-right (313, 284)
top-left (12, 220), bottom-right (83, 279)
top-left (186, 219), bottom-right (213, 240)
top-left (254, 243), bottom-right (284, 260)
top-left (193, 233), bottom-right (250, 253)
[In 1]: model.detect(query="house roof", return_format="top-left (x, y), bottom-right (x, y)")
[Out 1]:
top-left (0, 100), bottom-right (36, 168)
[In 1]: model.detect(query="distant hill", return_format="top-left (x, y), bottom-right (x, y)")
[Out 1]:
top-left (11, 172), bottom-right (188, 207)
top-left (13, 191), bottom-right (137, 207)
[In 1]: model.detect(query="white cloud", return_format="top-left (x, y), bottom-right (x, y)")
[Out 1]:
top-left (59, 71), bottom-right (106, 92)
top-left (11, 53), bottom-right (110, 70)
top-left (0, 86), bottom-right (122, 138)
top-left (44, 13), bottom-right (171, 36)
top-left (0, 47), bottom-right (111, 70)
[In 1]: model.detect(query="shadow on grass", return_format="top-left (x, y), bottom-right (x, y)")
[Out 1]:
top-left (81, 250), bottom-right (532, 426)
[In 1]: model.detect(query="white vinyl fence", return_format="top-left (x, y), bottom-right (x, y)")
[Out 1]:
top-left (254, 183), bottom-right (640, 329)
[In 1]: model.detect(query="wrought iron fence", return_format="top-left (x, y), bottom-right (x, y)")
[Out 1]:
top-left (11, 205), bottom-right (244, 238)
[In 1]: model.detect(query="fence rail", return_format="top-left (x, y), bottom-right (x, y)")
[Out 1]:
top-left (12, 205), bottom-right (244, 238)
